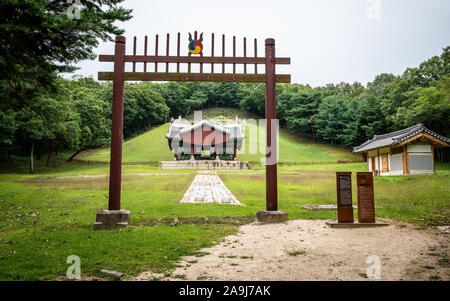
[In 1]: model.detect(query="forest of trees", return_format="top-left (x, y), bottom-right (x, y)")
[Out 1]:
top-left (0, 1), bottom-right (448, 172)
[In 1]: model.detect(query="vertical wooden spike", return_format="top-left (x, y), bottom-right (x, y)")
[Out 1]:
top-left (254, 38), bottom-right (258, 74)
top-left (233, 36), bottom-right (236, 74)
top-left (133, 36), bottom-right (137, 72)
top-left (211, 33), bottom-right (215, 74)
top-left (144, 35), bottom-right (148, 72)
top-left (222, 34), bottom-right (225, 73)
top-left (155, 34), bottom-right (159, 72)
top-left (194, 31), bottom-right (197, 40)
top-left (200, 33), bottom-right (203, 74)
top-left (188, 32), bottom-right (192, 73)
top-left (243, 37), bottom-right (247, 74)
top-left (166, 33), bottom-right (170, 73)
top-left (177, 33), bottom-right (180, 73)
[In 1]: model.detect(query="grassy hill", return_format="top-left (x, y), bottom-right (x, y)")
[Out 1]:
top-left (79, 123), bottom-right (174, 162)
top-left (78, 108), bottom-right (357, 163)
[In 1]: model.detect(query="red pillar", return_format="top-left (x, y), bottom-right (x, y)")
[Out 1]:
top-left (108, 36), bottom-right (126, 211)
top-left (265, 38), bottom-right (278, 211)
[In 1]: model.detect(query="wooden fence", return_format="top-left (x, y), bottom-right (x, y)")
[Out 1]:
top-left (72, 159), bottom-right (362, 166)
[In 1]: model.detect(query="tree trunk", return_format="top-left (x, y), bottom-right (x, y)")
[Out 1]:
top-left (36, 145), bottom-right (42, 160)
top-left (46, 141), bottom-right (54, 166)
top-left (30, 142), bottom-right (34, 174)
top-left (67, 149), bottom-right (84, 162)
top-left (185, 105), bottom-right (192, 117)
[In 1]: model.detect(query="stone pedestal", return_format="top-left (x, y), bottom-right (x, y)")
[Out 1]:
top-left (256, 210), bottom-right (288, 224)
top-left (94, 210), bottom-right (130, 230)
top-left (159, 160), bottom-right (252, 170)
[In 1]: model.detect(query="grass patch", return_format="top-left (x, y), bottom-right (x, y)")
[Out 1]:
top-left (222, 168), bottom-right (450, 226)
top-left (0, 224), bottom-right (235, 281)
top-left (286, 249), bottom-right (307, 256)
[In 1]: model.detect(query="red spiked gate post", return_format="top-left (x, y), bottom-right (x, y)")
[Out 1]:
top-left (265, 38), bottom-right (278, 211)
top-left (94, 36), bottom-right (130, 230)
top-left (256, 39), bottom-right (288, 223)
top-left (109, 36), bottom-right (126, 210)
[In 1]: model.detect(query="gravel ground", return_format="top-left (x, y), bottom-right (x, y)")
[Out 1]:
top-left (137, 219), bottom-right (449, 281)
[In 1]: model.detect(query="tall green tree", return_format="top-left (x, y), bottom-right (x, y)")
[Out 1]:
top-left (15, 87), bottom-right (80, 172)
top-left (184, 90), bottom-right (208, 117)
top-left (284, 91), bottom-right (322, 140)
top-left (0, 0), bottom-right (132, 91)
top-left (313, 96), bottom-right (348, 145)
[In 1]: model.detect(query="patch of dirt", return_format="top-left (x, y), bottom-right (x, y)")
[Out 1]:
top-left (136, 219), bottom-right (449, 281)
top-left (55, 275), bottom-right (105, 281)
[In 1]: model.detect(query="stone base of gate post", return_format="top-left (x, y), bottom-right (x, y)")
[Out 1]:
top-left (256, 210), bottom-right (288, 224)
top-left (94, 210), bottom-right (130, 230)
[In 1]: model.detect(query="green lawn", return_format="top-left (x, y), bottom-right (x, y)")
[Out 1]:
top-left (78, 108), bottom-right (358, 163)
top-left (1, 159), bottom-right (449, 280)
top-left (237, 122), bottom-right (356, 163)
top-left (78, 123), bottom-right (174, 162)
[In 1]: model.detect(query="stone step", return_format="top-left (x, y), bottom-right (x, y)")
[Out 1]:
top-left (159, 160), bottom-right (252, 170)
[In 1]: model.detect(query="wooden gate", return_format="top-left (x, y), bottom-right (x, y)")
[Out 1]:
top-left (98, 31), bottom-right (291, 214)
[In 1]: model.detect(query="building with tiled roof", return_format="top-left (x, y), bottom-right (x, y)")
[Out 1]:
top-left (353, 124), bottom-right (449, 175)
top-left (166, 116), bottom-right (245, 161)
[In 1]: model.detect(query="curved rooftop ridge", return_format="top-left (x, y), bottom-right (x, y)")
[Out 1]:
top-left (179, 120), bottom-right (231, 137)
top-left (166, 119), bottom-right (245, 141)
top-left (353, 123), bottom-right (449, 153)
top-left (373, 123), bottom-right (423, 140)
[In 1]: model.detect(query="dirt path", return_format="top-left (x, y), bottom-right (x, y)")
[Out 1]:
top-left (137, 219), bottom-right (449, 281)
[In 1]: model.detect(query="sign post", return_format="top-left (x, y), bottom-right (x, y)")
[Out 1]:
top-left (356, 172), bottom-right (375, 223)
top-left (336, 172), bottom-right (354, 223)
top-left (327, 171), bottom-right (388, 228)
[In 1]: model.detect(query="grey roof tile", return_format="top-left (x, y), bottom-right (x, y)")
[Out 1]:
top-left (353, 124), bottom-right (450, 153)
top-left (166, 119), bottom-right (245, 141)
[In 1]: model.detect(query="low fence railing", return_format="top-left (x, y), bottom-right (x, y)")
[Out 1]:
top-left (72, 159), bottom-right (362, 166)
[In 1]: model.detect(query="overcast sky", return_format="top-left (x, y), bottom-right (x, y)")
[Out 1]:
top-left (71, 0), bottom-right (450, 87)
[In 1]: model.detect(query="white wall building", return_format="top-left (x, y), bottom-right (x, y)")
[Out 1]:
top-left (353, 124), bottom-right (449, 176)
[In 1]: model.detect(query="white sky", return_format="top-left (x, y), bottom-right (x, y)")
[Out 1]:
top-left (71, 0), bottom-right (450, 87)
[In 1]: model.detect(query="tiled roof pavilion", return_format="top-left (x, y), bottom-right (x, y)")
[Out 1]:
top-left (353, 124), bottom-right (450, 154)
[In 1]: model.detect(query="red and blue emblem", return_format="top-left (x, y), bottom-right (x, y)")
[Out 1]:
top-left (188, 40), bottom-right (203, 54)
top-left (188, 32), bottom-right (203, 55)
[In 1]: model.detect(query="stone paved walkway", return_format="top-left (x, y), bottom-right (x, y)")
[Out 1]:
top-left (180, 171), bottom-right (243, 205)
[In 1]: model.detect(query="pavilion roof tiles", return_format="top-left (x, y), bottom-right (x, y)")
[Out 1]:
top-left (353, 123), bottom-right (450, 153)
top-left (166, 118), bottom-right (245, 141)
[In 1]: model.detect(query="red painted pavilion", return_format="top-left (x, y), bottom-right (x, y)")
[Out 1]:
top-left (166, 117), bottom-right (245, 161)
